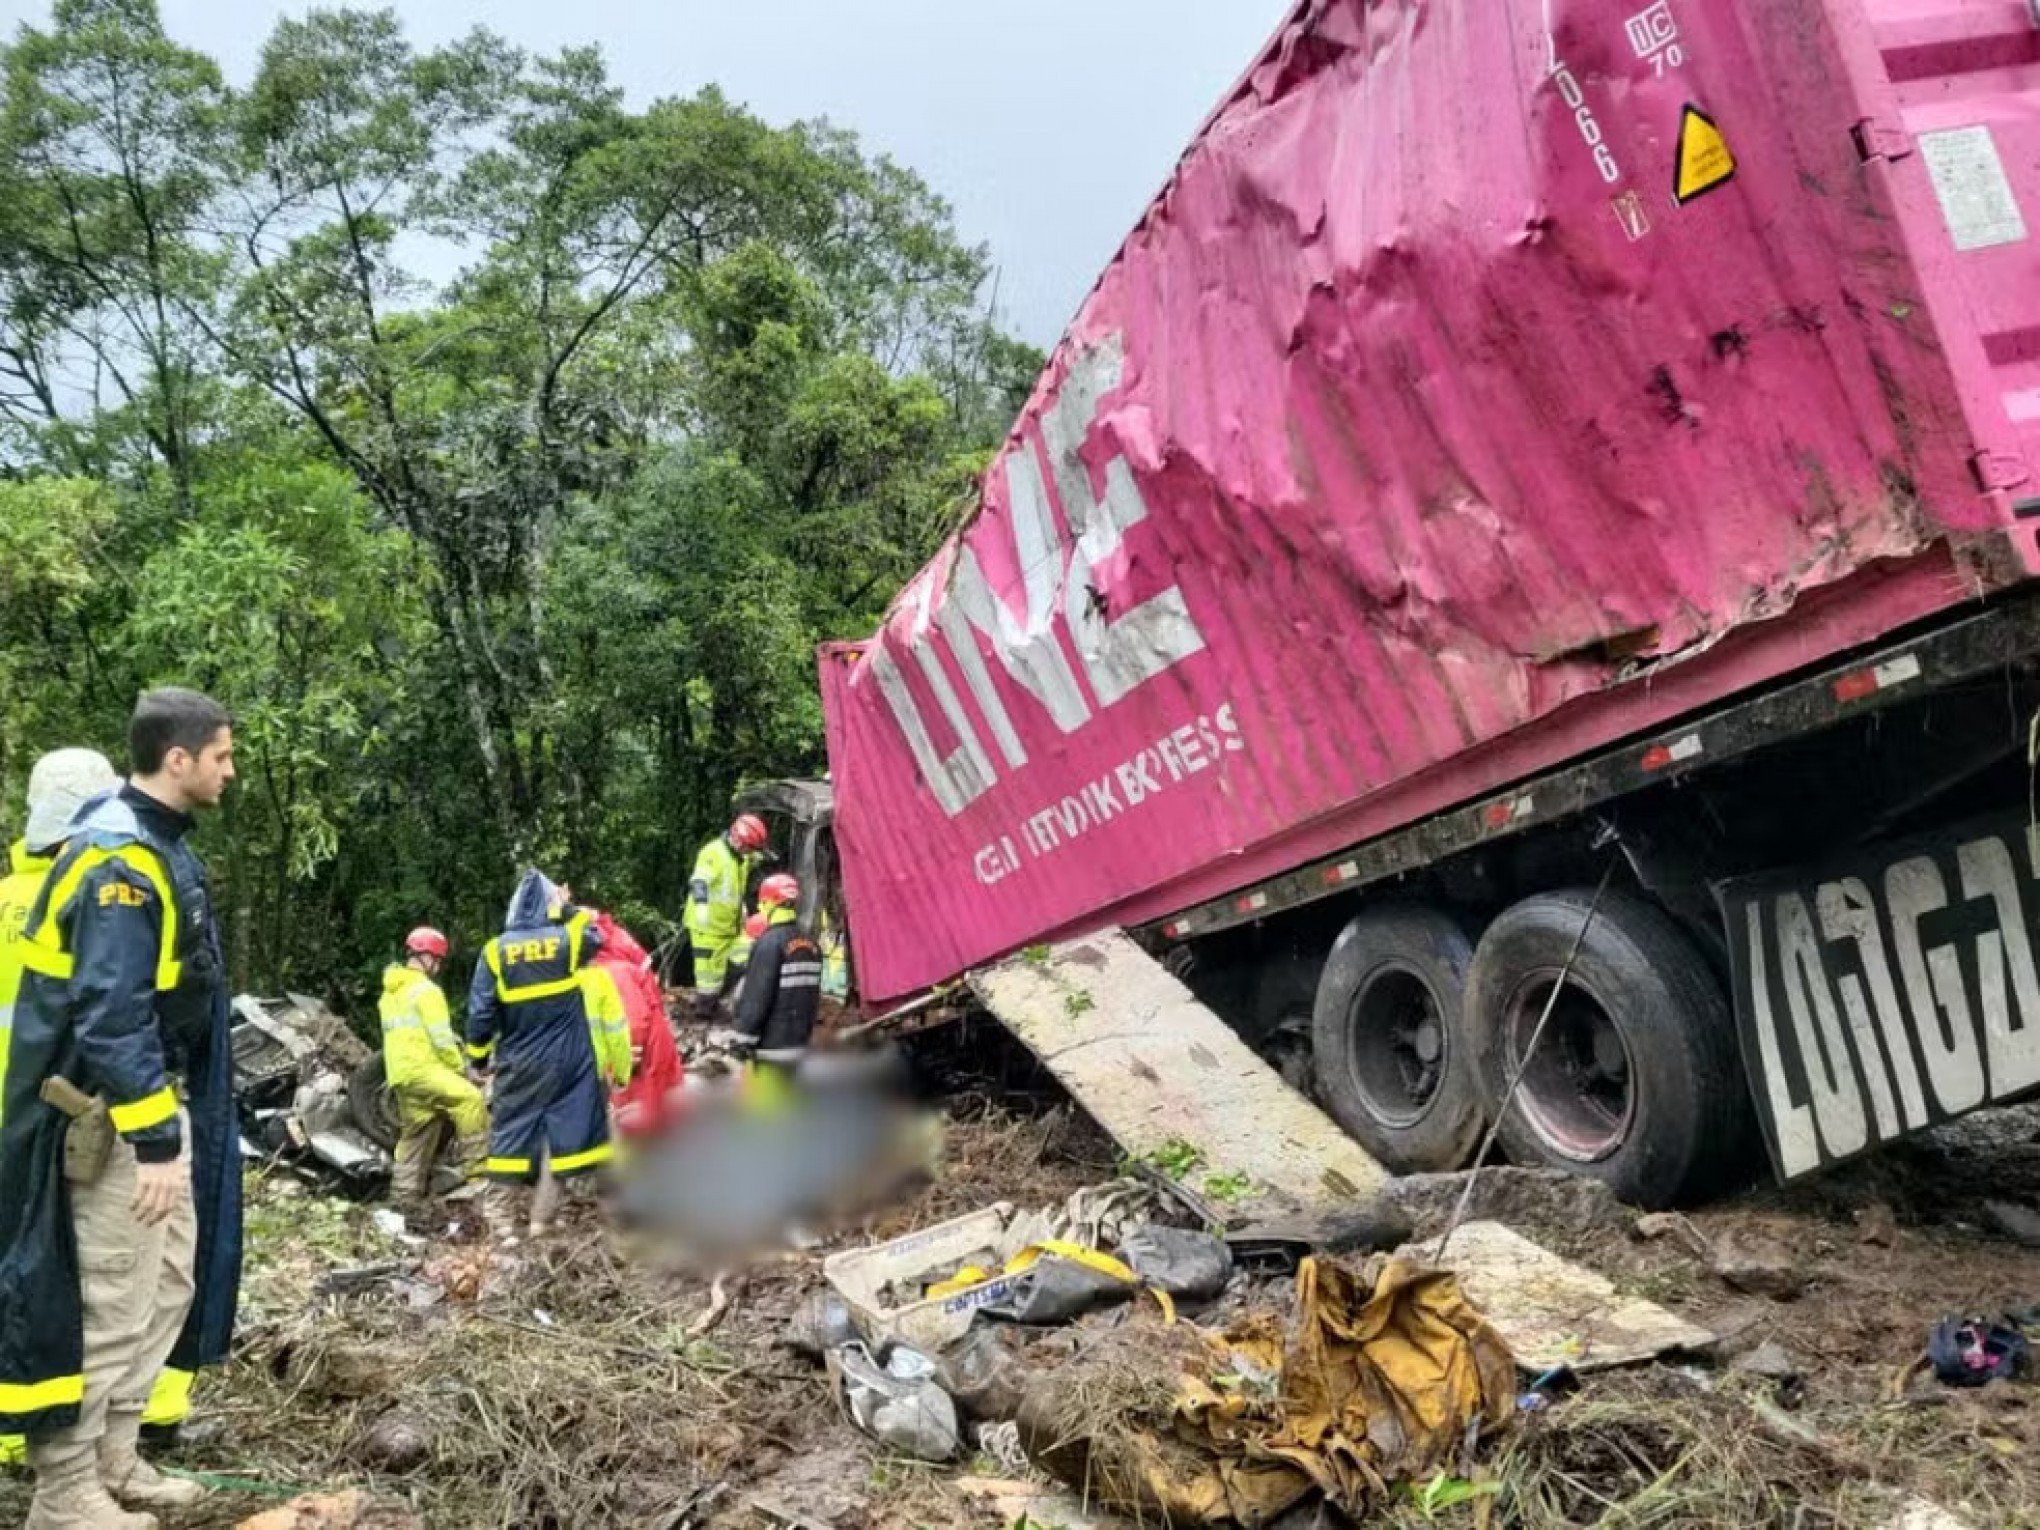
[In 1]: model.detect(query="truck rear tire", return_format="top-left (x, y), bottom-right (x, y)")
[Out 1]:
top-left (1311, 906), bottom-right (1486, 1173)
top-left (1466, 888), bottom-right (1751, 1209)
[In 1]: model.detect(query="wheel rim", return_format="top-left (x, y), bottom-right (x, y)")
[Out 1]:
top-left (1504, 969), bottom-right (1635, 1163)
top-left (1343, 962), bottom-right (1449, 1129)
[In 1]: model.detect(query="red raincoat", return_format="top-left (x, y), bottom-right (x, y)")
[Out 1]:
top-left (591, 911), bottom-right (684, 1136)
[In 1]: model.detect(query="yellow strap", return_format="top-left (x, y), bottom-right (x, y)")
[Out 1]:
top-left (0, 1373), bottom-right (84, 1412)
top-left (926, 1265), bottom-right (994, 1300)
top-left (549, 1142), bottom-right (614, 1173)
top-left (23, 845), bottom-right (182, 992)
top-left (108, 1086), bottom-right (178, 1134)
top-left (1003, 1240), bottom-right (1139, 1284)
top-left (497, 974), bottom-right (582, 1002)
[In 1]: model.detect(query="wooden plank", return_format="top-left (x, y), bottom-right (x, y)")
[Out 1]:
top-left (1408, 1220), bottom-right (1713, 1373)
top-left (970, 931), bottom-right (1387, 1223)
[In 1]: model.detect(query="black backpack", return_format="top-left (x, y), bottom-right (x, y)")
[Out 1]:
top-left (1927, 1317), bottom-right (2030, 1387)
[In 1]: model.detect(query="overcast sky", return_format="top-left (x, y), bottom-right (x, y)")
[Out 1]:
top-left (129, 0), bottom-right (1296, 348)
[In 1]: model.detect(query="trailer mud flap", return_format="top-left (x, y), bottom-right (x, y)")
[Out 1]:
top-left (969, 931), bottom-right (1387, 1223)
top-left (1722, 809), bottom-right (2040, 1182)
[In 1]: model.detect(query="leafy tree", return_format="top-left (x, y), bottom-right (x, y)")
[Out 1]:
top-left (0, 0), bottom-right (1039, 1007)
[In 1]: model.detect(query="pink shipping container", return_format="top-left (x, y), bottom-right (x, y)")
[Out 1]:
top-left (820, 0), bottom-right (2040, 1021)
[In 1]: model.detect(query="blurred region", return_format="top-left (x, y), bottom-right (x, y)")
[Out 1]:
top-left (615, 1045), bottom-right (936, 1267)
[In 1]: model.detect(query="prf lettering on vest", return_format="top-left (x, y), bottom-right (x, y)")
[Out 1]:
top-left (860, 335), bottom-right (1209, 818)
top-left (504, 936), bottom-right (561, 965)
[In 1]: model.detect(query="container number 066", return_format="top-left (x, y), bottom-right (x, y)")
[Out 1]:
top-left (1552, 60), bottom-right (1621, 184)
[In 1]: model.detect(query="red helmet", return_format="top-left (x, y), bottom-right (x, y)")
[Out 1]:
top-left (729, 814), bottom-right (769, 853)
top-left (758, 873), bottom-right (800, 909)
top-left (405, 926), bottom-right (449, 960)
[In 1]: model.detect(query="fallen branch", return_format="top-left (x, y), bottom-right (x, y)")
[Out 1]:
top-left (682, 1270), bottom-right (741, 1341)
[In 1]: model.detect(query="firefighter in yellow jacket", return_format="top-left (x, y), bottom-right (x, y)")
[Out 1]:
top-left (379, 927), bottom-right (487, 1204)
top-left (686, 814), bottom-right (768, 1017)
top-left (2, 748), bottom-right (195, 1468)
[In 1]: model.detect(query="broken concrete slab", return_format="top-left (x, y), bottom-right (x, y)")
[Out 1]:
top-left (1854, 1202), bottom-right (1899, 1246)
top-left (1407, 1219), bottom-right (1713, 1373)
top-left (1981, 1200), bottom-right (2040, 1247)
top-left (971, 933), bottom-right (1386, 1222)
top-left (1707, 1228), bottom-right (1807, 1299)
top-left (1731, 1341), bottom-right (1801, 1381)
top-left (1634, 1210), bottom-right (1711, 1258)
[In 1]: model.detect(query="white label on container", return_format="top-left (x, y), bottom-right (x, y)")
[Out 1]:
top-left (1919, 125), bottom-right (2028, 252)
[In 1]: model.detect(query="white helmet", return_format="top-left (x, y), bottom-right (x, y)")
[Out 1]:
top-left (25, 748), bottom-right (119, 852)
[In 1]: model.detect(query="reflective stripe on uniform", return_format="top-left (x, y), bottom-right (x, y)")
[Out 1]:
top-left (465, 1041), bottom-right (494, 1061)
top-left (485, 1155), bottom-right (532, 1175)
top-left (483, 910), bottom-right (594, 1002)
top-left (0, 1373), bottom-right (84, 1411)
top-left (108, 1087), bottom-right (178, 1134)
top-left (21, 844), bottom-right (183, 992)
top-left (141, 1366), bottom-right (194, 1427)
top-left (550, 1142), bottom-right (614, 1173)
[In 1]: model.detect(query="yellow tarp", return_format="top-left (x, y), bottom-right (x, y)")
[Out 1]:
top-left (1021, 1256), bottom-right (1515, 1527)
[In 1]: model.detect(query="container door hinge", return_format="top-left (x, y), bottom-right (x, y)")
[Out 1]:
top-left (1973, 450), bottom-right (2034, 494)
top-left (1853, 119), bottom-right (1914, 162)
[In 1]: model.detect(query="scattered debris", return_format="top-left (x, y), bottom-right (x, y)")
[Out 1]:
top-left (1634, 1209), bottom-right (1712, 1258)
top-left (6, 1081), bottom-right (2037, 1530)
top-left (1120, 1224), bottom-right (1232, 1300)
top-left (831, 1341), bottom-right (962, 1461)
top-left (1707, 1226), bottom-right (1808, 1299)
top-left (1927, 1316), bottom-right (2030, 1386)
top-left (1855, 1202), bottom-right (1900, 1246)
top-left (1017, 1257), bottom-right (1513, 1524)
top-left (1731, 1340), bottom-right (1802, 1381)
top-left (354, 1411), bottom-right (432, 1474)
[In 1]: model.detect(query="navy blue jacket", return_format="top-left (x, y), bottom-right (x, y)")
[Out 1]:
top-left (467, 873), bottom-right (610, 1180)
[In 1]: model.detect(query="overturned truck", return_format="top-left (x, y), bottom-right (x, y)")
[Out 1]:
top-left (808, 0), bottom-right (2040, 1207)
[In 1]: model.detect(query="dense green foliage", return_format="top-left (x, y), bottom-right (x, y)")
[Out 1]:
top-left (0, 0), bottom-right (1041, 1001)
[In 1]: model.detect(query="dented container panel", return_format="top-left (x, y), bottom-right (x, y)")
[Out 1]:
top-left (823, 0), bottom-right (2040, 1002)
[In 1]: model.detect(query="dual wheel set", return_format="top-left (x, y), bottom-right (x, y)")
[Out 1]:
top-left (1309, 889), bottom-right (1752, 1209)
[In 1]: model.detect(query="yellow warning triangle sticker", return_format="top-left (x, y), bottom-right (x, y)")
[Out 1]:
top-left (1674, 106), bottom-right (1736, 204)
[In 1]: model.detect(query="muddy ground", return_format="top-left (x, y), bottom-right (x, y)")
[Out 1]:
top-left (6, 1033), bottom-right (2040, 1529)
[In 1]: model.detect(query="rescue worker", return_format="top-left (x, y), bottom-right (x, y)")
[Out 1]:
top-left (586, 909), bottom-right (678, 1139)
top-left (3, 750), bottom-right (121, 1131)
top-left (379, 927), bottom-right (487, 1205)
top-left (2, 750), bottom-right (121, 1473)
top-left (686, 814), bottom-right (768, 1018)
top-left (723, 873), bottom-right (823, 1082)
top-left (0, 688), bottom-right (244, 1528)
top-left (466, 872), bottom-right (615, 1241)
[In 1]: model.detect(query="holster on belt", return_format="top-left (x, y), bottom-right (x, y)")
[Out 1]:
top-left (40, 1077), bottom-right (115, 1186)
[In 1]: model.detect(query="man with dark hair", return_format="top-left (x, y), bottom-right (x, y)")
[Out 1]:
top-left (0, 688), bottom-right (243, 1528)
top-left (127, 688), bottom-right (233, 778)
